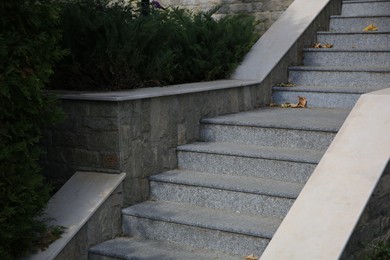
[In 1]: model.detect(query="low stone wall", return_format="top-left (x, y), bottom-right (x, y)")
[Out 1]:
top-left (41, 81), bottom-right (269, 206)
top-left (56, 184), bottom-right (123, 260)
top-left (159, 0), bottom-right (294, 35)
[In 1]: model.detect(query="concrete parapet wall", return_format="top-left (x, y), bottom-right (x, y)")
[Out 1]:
top-left (26, 172), bottom-right (125, 260)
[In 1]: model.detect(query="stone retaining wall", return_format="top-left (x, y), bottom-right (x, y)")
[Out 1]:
top-left (41, 81), bottom-right (269, 206)
top-left (159, 0), bottom-right (294, 34)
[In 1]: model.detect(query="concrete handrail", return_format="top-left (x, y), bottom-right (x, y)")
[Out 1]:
top-left (260, 88), bottom-right (390, 259)
top-left (232, 0), bottom-right (340, 82)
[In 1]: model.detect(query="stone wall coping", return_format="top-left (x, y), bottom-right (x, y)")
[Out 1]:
top-left (52, 79), bottom-right (259, 101)
top-left (232, 0), bottom-right (333, 81)
top-left (25, 171), bottom-right (126, 260)
top-left (260, 88), bottom-right (390, 260)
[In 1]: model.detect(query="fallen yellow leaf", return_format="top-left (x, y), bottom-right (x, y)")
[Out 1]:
top-left (276, 81), bottom-right (295, 87)
top-left (290, 96), bottom-right (307, 108)
top-left (363, 24), bottom-right (378, 31)
top-left (270, 96), bottom-right (307, 108)
top-left (245, 253), bottom-right (258, 260)
top-left (312, 43), bottom-right (333, 48)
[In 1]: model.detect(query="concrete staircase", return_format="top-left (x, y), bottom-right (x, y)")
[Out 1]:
top-left (89, 1), bottom-right (390, 259)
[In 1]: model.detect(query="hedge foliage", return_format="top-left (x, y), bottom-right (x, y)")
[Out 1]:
top-left (0, 0), bottom-right (65, 258)
top-left (51, 0), bottom-right (259, 90)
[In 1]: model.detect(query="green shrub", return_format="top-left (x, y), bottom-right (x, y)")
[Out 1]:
top-left (51, 0), bottom-right (258, 90)
top-left (0, 0), bottom-right (65, 258)
top-left (366, 242), bottom-right (390, 260)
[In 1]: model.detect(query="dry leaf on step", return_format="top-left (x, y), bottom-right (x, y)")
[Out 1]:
top-left (363, 24), bottom-right (378, 31)
top-left (268, 103), bottom-right (279, 107)
top-left (290, 96), bottom-right (307, 108)
top-left (322, 43), bottom-right (333, 48)
top-left (245, 253), bottom-right (259, 260)
top-left (312, 43), bottom-right (333, 48)
top-left (280, 103), bottom-right (292, 108)
top-left (276, 81), bottom-right (295, 87)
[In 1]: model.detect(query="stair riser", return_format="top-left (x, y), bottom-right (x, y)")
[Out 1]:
top-left (177, 151), bottom-right (315, 183)
top-left (342, 2), bottom-right (390, 16)
top-left (200, 124), bottom-right (336, 150)
top-left (303, 51), bottom-right (390, 67)
top-left (273, 91), bottom-right (360, 109)
top-left (122, 216), bottom-right (269, 256)
top-left (330, 16), bottom-right (390, 32)
top-left (150, 181), bottom-right (295, 217)
top-left (317, 33), bottom-right (390, 49)
top-left (289, 70), bottom-right (390, 88)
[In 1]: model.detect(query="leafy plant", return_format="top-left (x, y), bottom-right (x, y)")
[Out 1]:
top-left (0, 0), bottom-right (65, 258)
top-left (366, 242), bottom-right (390, 260)
top-left (51, 0), bottom-right (258, 90)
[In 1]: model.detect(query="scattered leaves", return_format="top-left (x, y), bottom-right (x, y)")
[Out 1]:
top-left (268, 96), bottom-right (307, 108)
top-left (312, 43), bottom-right (333, 48)
top-left (276, 81), bottom-right (295, 87)
top-left (363, 24), bottom-right (378, 32)
top-left (245, 253), bottom-right (259, 260)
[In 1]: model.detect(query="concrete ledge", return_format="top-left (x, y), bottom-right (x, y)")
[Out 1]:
top-left (26, 172), bottom-right (126, 260)
top-left (52, 79), bottom-right (259, 101)
top-left (260, 88), bottom-right (390, 260)
top-left (232, 0), bottom-right (341, 82)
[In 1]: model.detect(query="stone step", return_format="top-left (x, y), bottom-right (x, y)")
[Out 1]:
top-left (150, 169), bottom-right (303, 217)
top-left (303, 49), bottom-right (390, 67)
top-left (121, 201), bottom-right (282, 256)
top-left (342, 0), bottom-right (390, 16)
top-left (330, 15), bottom-right (390, 32)
top-left (289, 66), bottom-right (390, 88)
top-left (316, 31), bottom-right (390, 50)
top-left (272, 85), bottom-right (384, 109)
top-left (177, 142), bottom-right (323, 183)
top-left (89, 237), bottom-right (240, 260)
top-left (200, 107), bottom-right (347, 150)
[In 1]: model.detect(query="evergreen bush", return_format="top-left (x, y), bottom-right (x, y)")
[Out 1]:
top-left (0, 0), bottom-right (65, 258)
top-left (51, 0), bottom-right (258, 90)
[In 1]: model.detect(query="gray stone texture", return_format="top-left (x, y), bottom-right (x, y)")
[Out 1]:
top-left (272, 87), bottom-right (362, 109)
top-left (89, 237), bottom-right (241, 260)
top-left (329, 15), bottom-right (390, 32)
top-left (158, 0), bottom-right (294, 35)
top-left (149, 170), bottom-right (301, 217)
top-left (289, 67), bottom-right (390, 88)
top-left (42, 83), bottom-right (268, 206)
top-left (121, 201), bottom-right (279, 255)
top-left (317, 32), bottom-right (390, 50)
top-left (341, 0), bottom-right (390, 16)
top-left (303, 49), bottom-right (390, 67)
top-left (177, 148), bottom-right (317, 183)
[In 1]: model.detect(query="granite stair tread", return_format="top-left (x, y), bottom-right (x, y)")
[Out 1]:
top-left (150, 169), bottom-right (304, 199)
top-left (303, 48), bottom-right (390, 52)
top-left (273, 84), bottom-right (385, 94)
top-left (89, 237), bottom-right (241, 260)
top-left (177, 142), bottom-right (324, 164)
top-left (316, 31), bottom-right (390, 50)
top-left (329, 15), bottom-right (390, 32)
top-left (288, 66), bottom-right (390, 72)
top-left (201, 107), bottom-right (349, 132)
top-left (122, 201), bottom-right (282, 239)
